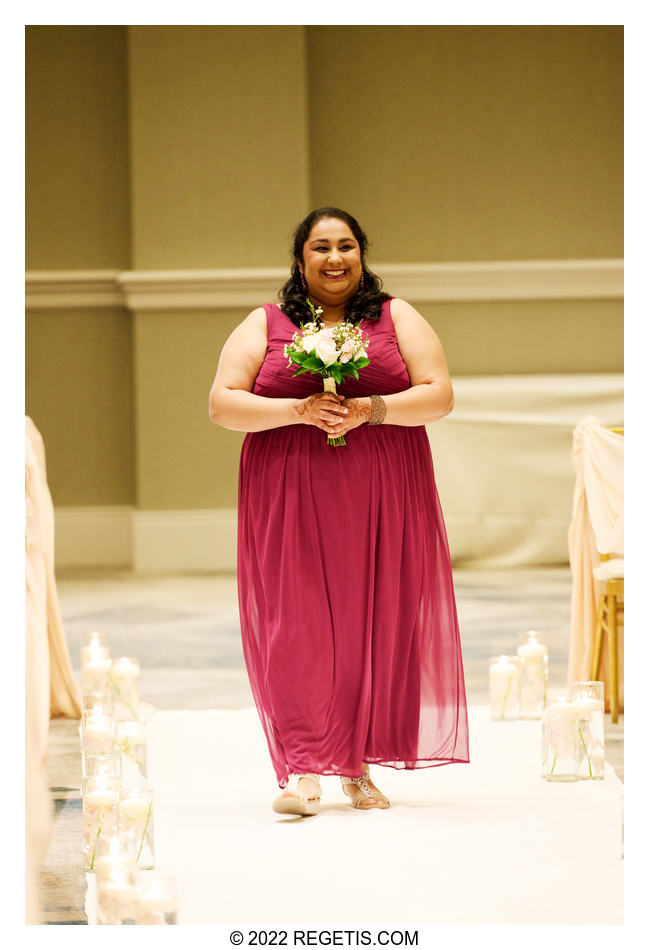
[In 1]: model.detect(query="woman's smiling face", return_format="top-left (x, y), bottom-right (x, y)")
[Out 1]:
top-left (300, 217), bottom-right (363, 303)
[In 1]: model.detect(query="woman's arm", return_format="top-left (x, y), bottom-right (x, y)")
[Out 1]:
top-left (332, 298), bottom-right (454, 436)
top-left (381, 297), bottom-right (454, 424)
top-left (208, 307), bottom-right (348, 434)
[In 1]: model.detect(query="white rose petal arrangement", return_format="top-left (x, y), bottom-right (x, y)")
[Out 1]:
top-left (283, 300), bottom-right (371, 446)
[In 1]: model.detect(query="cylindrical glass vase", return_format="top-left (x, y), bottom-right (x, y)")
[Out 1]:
top-left (541, 689), bottom-right (579, 782)
top-left (516, 630), bottom-right (548, 718)
top-left (82, 775), bottom-right (120, 872)
top-left (569, 680), bottom-right (605, 780)
top-left (136, 870), bottom-right (178, 925)
top-left (489, 655), bottom-right (521, 720)
top-left (85, 753), bottom-right (122, 781)
top-left (110, 657), bottom-right (141, 721)
top-left (119, 788), bottom-right (155, 869)
top-left (95, 836), bottom-right (139, 925)
top-left (82, 690), bottom-right (114, 718)
top-left (115, 720), bottom-right (148, 786)
top-left (81, 634), bottom-right (112, 694)
top-left (81, 709), bottom-right (116, 759)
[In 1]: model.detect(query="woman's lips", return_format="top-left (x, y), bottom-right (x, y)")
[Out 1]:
top-left (322, 269), bottom-right (347, 280)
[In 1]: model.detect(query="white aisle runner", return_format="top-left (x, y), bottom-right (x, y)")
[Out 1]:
top-left (87, 705), bottom-right (623, 925)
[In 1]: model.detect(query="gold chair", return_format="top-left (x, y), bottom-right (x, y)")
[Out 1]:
top-left (589, 426), bottom-right (624, 723)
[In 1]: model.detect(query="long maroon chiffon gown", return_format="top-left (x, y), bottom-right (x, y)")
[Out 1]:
top-left (237, 298), bottom-right (469, 787)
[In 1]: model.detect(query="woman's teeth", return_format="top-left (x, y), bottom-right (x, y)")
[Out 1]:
top-left (323, 270), bottom-right (346, 278)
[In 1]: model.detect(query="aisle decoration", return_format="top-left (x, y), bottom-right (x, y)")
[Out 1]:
top-left (541, 689), bottom-right (580, 782)
top-left (489, 655), bottom-right (521, 720)
top-left (95, 836), bottom-right (139, 925)
top-left (119, 788), bottom-right (155, 869)
top-left (517, 631), bottom-right (548, 718)
top-left (82, 775), bottom-right (120, 871)
top-left (283, 299), bottom-right (371, 446)
top-left (569, 681), bottom-right (605, 780)
top-left (81, 632), bottom-right (111, 693)
top-left (78, 630), bottom-right (179, 923)
top-left (135, 871), bottom-right (178, 925)
top-left (85, 753), bottom-right (122, 780)
top-left (115, 720), bottom-right (148, 786)
top-left (81, 708), bottom-right (116, 761)
top-left (109, 656), bottom-right (141, 720)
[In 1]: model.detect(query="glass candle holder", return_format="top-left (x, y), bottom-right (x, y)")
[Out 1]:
top-left (541, 689), bottom-right (579, 782)
top-left (81, 637), bottom-right (112, 694)
top-left (82, 709), bottom-right (116, 758)
top-left (516, 630), bottom-right (549, 718)
top-left (115, 720), bottom-right (148, 786)
top-left (569, 680), bottom-right (605, 780)
top-left (489, 655), bottom-right (521, 720)
top-left (82, 690), bottom-right (115, 718)
top-left (95, 837), bottom-right (139, 925)
top-left (119, 788), bottom-right (155, 869)
top-left (109, 657), bottom-right (141, 721)
top-left (85, 753), bottom-right (122, 781)
top-left (136, 870), bottom-right (178, 925)
top-left (82, 775), bottom-right (120, 872)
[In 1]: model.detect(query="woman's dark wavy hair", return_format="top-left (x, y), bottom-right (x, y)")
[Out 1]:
top-left (278, 207), bottom-right (390, 327)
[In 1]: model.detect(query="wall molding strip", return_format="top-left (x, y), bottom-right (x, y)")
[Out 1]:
top-left (26, 271), bottom-right (124, 310)
top-left (27, 259), bottom-right (624, 311)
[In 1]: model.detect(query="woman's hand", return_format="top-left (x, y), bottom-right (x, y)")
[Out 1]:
top-left (327, 397), bottom-right (372, 439)
top-left (295, 392), bottom-right (348, 435)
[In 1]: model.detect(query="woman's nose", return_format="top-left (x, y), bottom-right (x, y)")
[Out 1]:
top-left (328, 250), bottom-right (343, 264)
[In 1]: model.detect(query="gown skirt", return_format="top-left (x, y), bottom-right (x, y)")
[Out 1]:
top-left (237, 299), bottom-right (470, 787)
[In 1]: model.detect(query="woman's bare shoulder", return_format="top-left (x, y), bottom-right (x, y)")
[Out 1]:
top-left (388, 297), bottom-right (422, 321)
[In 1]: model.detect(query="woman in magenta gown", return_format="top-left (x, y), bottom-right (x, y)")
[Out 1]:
top-left (209, 208), bottom-right (469, 815)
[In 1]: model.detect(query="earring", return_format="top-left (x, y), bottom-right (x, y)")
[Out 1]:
top-left (360, 270), bottom-right (365, 290)
top-left (299, 270), bottom-right (307, 291)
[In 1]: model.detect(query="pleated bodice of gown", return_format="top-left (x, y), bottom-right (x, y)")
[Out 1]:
top-left (237, 298), bottom-right (469, 787)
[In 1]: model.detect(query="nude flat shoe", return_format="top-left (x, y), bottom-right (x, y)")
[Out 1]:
top-left (272, 773), bottom-right (322, 816)
top-left (341, 770), bottom-right (390, 809)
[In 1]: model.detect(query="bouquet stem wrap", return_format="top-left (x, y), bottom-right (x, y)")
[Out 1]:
top-left (323, 377), bottom-right (346, 447)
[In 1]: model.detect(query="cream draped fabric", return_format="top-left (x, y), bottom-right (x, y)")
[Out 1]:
top-left (567, 416), bottom-right (624, 710)
top-left (25, 417), bottom-right (81, 922)
top-left (426, 374), bottom-right (623, 567)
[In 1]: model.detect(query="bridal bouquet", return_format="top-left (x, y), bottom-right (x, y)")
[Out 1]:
top-left (283, 304), bottom-right (370, 446)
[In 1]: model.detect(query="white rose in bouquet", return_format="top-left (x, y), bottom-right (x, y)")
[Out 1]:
top-left (300, 332), bottom-right (322, 354)
top-left (315, 336), bottom-right (341, 367)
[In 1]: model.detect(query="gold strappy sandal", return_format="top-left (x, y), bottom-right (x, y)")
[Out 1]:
top-left (272, 773), bottom-right (322, 816)
top-left (341, 768), bottom-right (390, 809)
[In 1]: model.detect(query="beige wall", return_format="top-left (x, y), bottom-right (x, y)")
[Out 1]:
top-left (25, 309), bottom-right (135, 505)
top-left (127, 26), bottom-right (310, 269)
top-left (26, 26), bottom-right (131, 269)
top-left (134, 311), bottom-right (245, 509)
top-left (25, 25), bottom-right (623, 516)
top-left (307, 25), bottom-right (623, 262)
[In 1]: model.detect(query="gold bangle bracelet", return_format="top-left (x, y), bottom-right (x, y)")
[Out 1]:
top-left (369, 394), bottom-right (386, 425)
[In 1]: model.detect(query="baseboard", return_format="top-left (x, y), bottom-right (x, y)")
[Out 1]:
top-left (54, 505), bottom-right (572, 572)
top-left (54, 506), bottom-right (134, 569)
top-left (132, 509), bottom-right (237, 572)
top-left (53, 506), bottom-right (237, 572)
